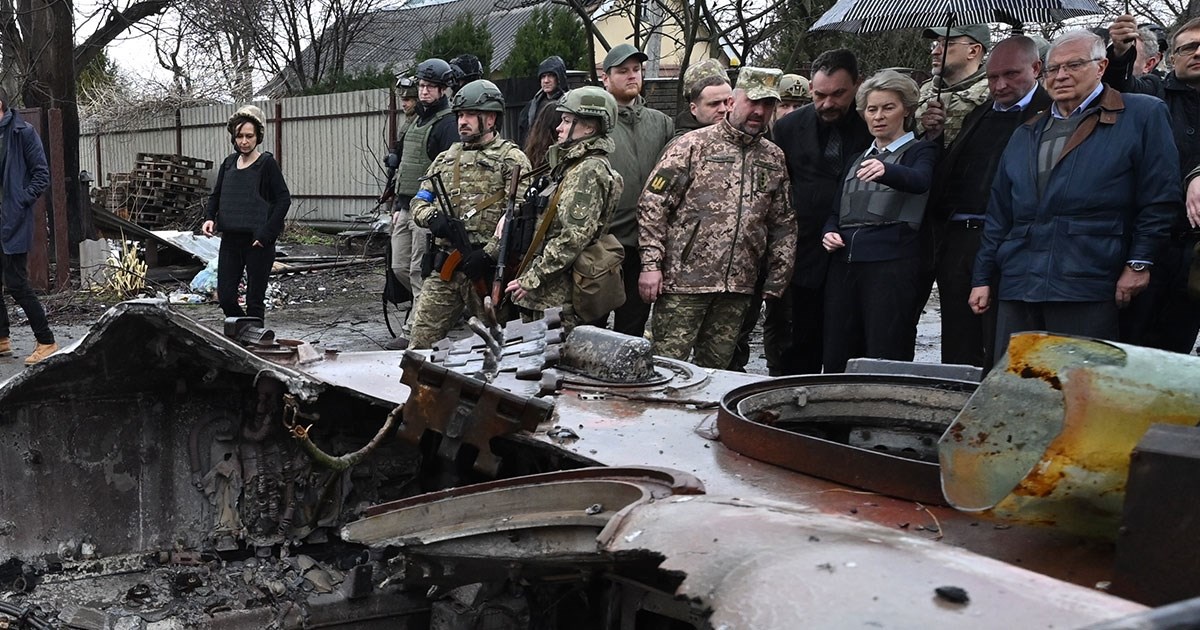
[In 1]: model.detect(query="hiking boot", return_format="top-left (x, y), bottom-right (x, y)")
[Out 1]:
top-left (0, 337), bottom-right (10, 357)
top-left (24, 342), bottom-right (59, 366)
top-left (384, 336), bottom-right (409, 351)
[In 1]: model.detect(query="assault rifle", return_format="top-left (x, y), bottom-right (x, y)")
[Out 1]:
top-left (423, 173), bottom-right (488, 297)
top-left (492, 165), bottom-right (523, 305)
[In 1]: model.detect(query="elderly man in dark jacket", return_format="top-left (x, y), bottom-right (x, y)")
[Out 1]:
top-left (0, 88), bottom-right (56, 365)
top-left (970, 30), bottom-right (1179, 364)
top-left (1105, 14), bottom-right (1200, 353)
top-left (516, 56), bottom-right (567, 147)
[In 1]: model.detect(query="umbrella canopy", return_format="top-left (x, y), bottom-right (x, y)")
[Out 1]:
top-left (810, 0), bottom-right (1104, 33)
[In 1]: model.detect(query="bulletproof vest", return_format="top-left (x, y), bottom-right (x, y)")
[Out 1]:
top-left (442, 138), bottom-right (521, 245)
top-left (838, 139), bottom-right (928, 229)
top-left (217, 159), bottom-right (269, 233)
top-left (394, 107), bottom-right (453, 197)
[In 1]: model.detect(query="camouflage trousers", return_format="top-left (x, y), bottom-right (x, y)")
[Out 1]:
top-left (390, 205), bottom-right (429, 332)
top-left (651, 292), bottom-right (752, 368)
top-left (408, 273), bottom-right (485, 349)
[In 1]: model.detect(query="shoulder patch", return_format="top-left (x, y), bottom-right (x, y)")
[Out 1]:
top-left (647, 169), bottom-right (676, 194)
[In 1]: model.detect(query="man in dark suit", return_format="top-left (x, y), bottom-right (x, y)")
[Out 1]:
top-left (769, 49), bottom-right (873, 374)
top-left (925, 36), bottom-right (1051, 368)
top-left (970, 30), bottom-right (1178, 363)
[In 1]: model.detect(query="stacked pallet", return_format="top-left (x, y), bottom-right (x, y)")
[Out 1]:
top-left (91, 172), bottom-right (134, 220)
top-left (126, 153), bottom-right (214, 229)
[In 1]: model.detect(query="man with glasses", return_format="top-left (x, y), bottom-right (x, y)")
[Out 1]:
top-left (386, 58), bottom-right (459, 349)
top-left (1104, 15), bottom-right (1200, 354)
top-left (917, 24), bottom-right (991, 145)
top-left (969, 30), bottom-right (1178, 364)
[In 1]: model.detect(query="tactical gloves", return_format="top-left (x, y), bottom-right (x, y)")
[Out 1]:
top-left (460, 249), bottom-right (495, 281)
top-left (427, 213), bottom-right (452, 239)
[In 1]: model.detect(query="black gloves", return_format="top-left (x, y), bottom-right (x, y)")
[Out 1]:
top-left (460, 249), bottom-right (495, 282)
top-left (427, 213), bottom-right (452, 239)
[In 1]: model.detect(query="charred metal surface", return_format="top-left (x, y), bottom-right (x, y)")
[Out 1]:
top-left (557, 325), bottom-right (657, 383)
top-left (939, 332), bottom-right (1200, 538)
top-left (716, 374), bottom-right (975, 505)
top-left (0, 301), bottom-right (434, 627)
top-left (602, 496), bottom-right (1145, 629)
top-left (426, 308), bottom-right (565, 386)
top-left (1113, 424), bottom-right (1200, 606)
top-left (397, 351), bottom-right (554, 477)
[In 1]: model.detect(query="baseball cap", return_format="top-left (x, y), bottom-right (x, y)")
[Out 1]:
top-left (735, 67), bottom-right (782, 101)
top-left (603, 44), bottom-right (649, 72)
top-left (923, 24), bottom-right (992, 50)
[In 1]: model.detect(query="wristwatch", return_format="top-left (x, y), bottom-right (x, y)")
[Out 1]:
top-left (1127, 262), bottom-right (1151, 272)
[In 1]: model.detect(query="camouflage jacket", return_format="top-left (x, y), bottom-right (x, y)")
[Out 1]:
top-left (915, 68), bottom-right (989, 144)
top-left (516, 135), bottom-right (623, 311)
top-left (638, 119), bottom-right (796, 298)
top-left (411, 135), bottom-right (531, 257)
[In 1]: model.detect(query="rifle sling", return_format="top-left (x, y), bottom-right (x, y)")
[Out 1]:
top-left (466, 162), bottom-right (552, 218)
top-left (515, 151), bottom-right (605, 278)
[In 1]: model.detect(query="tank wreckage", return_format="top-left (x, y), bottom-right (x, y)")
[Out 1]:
top-left (0, 299), bottom-right (1197, 628)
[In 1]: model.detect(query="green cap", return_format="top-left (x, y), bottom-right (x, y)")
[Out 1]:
top-left (603, 44), bottom-right (648, 72)
top-left (735, 67), bottom-right (782, 101)
top-left (923, 24), bottom-right (991, 50)
top-left (682, 58), bottom-right (728, 94)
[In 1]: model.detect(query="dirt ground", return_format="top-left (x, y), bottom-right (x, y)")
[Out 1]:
top-left (0, 237), bottom-right (943, 380)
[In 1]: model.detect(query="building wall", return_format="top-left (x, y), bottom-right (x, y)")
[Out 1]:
top-left (590, 8), bottom-right (725, 77)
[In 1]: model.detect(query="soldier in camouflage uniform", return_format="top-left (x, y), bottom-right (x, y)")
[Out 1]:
top-left (407, 80), bottom-right (532, 348)
top-left (507, 87), bottom-right (623, 330)
top-left (773, 74), bottom-right (811, 126)
top-left (916, 24), bottom-right (991, 144)
top-left (668, 58), bottom-right (731, 145)
top-left (638, 67), bottom-right (796, 368)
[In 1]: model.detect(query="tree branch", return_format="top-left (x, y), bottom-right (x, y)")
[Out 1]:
top-left (74, 0), bottom-right (173, 70)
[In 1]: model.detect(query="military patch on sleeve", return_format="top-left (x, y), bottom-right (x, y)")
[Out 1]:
top-left (647, 169), bottom-right (676, 194)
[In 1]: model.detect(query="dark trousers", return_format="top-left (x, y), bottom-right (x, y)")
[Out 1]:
top-left (994, 300), bottom-right (1119, 366)
top-left (0, 252), bottom-right (53, 344)
top-left (1119, 239), bottom-right (1200, 354)
top-left (612, 246), bottom-right (650, 337)
top-left (937, 222), bottom-right (996, 368)
top-left (784, 284), bottom-right (825, 374)
top-left (218, 232), bottom-right (276, 320)
top-left (823, 256), bottom-right (920, 373)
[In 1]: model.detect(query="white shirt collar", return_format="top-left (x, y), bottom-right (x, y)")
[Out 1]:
top-left (994, 85), bottom-right (1039, 112)
top-left (869, 131), bottom-right (916, 154)
top-left (1051, 83), bottom-right (1104, 119)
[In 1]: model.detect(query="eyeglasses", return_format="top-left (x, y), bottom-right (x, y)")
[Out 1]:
top-left (929, 39), bottom-right (977, 51)
top-left (1173, 42), bottom-right (1200, 58)
top-left (1042, 58), bottom-right (1101, 76)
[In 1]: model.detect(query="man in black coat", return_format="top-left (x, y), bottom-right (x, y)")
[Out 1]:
top-left (516, 56), bottom-right (567, 147)
top-left (1106, 14), bottom-right (1200, 354)
top-left (770, 49), bottom-right (872, 374)
top-left (925, 36), bottom-right (1051, 368)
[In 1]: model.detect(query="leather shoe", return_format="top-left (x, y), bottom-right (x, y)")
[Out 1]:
top-left (384, 336), bottom-right (409, 351)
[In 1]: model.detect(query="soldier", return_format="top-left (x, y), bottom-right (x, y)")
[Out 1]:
top-left (407, 80), bottom-right (532, 348)
top-left (773, 74), bottom-right (811, 126)
top-left (917, 24), bottom-right (991, 144)
top-left (506, 87), bottom-right (624, 329)
top-left (600, 43), bottom-right (674, 336)
top-left (638, 67), bottom-right (796, 368)
top-left (387, 58), bottom-right (460, 349)
top-left (670, 58), bottom-right (731, 144)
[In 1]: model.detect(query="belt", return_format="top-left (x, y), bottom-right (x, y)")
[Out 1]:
top-left (948, 218), bottom-right (986, 229)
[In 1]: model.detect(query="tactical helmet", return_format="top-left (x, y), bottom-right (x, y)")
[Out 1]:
top-left (556, 86), bottom-right (618, 134)
top-left (450, 54), bottom-right (484, 85)
top-left (779, 74), bottom-right (811, 103)
top-left (451, 80), bottom-right (505, 113)
top-left (415, 58), bottom-right (454, 86)
top-left (395, 75), bottom-right (419, 98)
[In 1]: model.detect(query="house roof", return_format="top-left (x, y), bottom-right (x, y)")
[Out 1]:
top-left (262, 0), bottom-right (546, 97)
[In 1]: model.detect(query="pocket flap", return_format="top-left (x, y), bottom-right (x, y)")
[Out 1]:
top-left (574, 234), bottom-right (625, 278)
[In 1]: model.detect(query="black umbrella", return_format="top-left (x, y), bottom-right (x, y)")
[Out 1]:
top-left (810, 0), bottom-right (1104, 33)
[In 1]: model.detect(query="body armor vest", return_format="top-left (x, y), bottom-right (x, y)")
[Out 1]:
top-left (395, 107), bottom-right (453, 197)
top-left (839, 138), bottom-right (928, 229)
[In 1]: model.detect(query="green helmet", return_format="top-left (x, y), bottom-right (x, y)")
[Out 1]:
top-left (556, 86), bottom-right (617, 134)
top-left (452, 79), bottom-right (505, 113)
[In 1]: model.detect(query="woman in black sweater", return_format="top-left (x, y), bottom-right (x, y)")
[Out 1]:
top-left (202, 105), bottom-right (291, 323)
top-left (820, 70), bottom-right (938, 373)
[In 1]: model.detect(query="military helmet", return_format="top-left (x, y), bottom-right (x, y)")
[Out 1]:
top-left (556, 86), bottom-right (618, 134)
top-left (415, 58), bottom-right (454, 86)
top-left (452, 79), bottom-right (505, 113)
top-left (779, 74), bottom-right (811, 102)
top-left (395, 75), bottom-right (419, 98)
